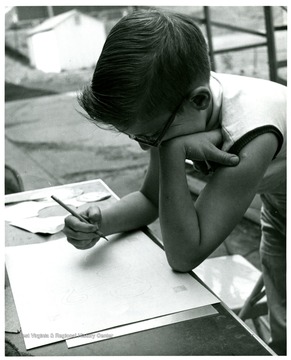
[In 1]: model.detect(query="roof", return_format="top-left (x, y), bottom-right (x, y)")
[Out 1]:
top-left (27, 9), bottom-right (88, 36)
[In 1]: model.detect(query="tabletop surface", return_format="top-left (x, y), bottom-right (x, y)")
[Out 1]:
top-left (5, 179), bottom-right (273, 356)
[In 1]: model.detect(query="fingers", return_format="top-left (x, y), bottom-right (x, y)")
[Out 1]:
top-left (63, 215), bottom-right (98, 239)
top-left (86, 206), bottom-right (102, 227)
top-left (67, 237), bottom-right (99, 250)
top-left (207, 145), bottom-right (239, 166)
top-left (64, 215), bottom-right (98, 232)
top-left (63, 220), bottom-right (100, 250)
top-left (63, 206), bottom-right (103, 250)
top-left (206, 128), bottom-right (223, 146)
top-left (203, 130), bottom-right (239, 166)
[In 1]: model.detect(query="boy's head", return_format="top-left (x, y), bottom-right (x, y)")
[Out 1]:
top-left (78, 9), bottom-right (211, 135)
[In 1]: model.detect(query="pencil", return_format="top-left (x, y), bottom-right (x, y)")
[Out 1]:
top-left (51, 195), bottom-right (109, 241)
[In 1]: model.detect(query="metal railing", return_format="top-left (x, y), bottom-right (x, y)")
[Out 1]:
top-left (192, 6), bottom-right (287, 85)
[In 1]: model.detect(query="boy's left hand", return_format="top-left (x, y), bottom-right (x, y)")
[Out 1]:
top-left (161, 129), bottom-right (239, 172)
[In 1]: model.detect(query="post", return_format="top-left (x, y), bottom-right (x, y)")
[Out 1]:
top-left (264, 6), bottom-right (278, 83)
top-left (47, 6), bottom-right (54, 18)
top-left (203, 6), bottom-right (216, 71)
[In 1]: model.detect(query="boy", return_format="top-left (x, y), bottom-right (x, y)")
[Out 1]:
top-left (63, 9), bottom-right (286, 354)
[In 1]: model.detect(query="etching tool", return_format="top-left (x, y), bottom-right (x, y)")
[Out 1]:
top-left (51, 195), bottom-right (109, 241)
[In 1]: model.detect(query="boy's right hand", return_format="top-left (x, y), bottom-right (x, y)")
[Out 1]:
top-left (63, 206), bottom-right (102, 250)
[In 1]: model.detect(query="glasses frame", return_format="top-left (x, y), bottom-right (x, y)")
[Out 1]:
top-left (128, 98), bottom-right (185, 147)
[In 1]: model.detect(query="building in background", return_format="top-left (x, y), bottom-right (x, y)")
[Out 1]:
top-left (11, 6), bottom-right (129, 22)
top-left (27, 10), bottom-right (107, 73)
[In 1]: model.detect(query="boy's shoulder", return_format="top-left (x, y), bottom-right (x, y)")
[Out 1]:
top-left (214, 71), bottom-right (286, 156)
top-left (211, 71), bottom-right (286, 96)
top-left (211, 71), bottom-right (286, 112)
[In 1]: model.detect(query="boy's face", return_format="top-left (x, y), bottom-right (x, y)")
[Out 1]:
top-left (126, 91), bottom-right (212, 151)
top-left (127, 99), bottom-right (184, 149)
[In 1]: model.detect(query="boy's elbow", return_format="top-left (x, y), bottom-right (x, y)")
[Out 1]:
top-left (167, 257), bottom-right (202, 273)
top-left (164, 236), bottom-right (205, 273)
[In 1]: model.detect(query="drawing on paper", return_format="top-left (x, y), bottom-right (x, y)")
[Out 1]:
top-left (110, 277), bottom-right (152, 298)
top-left (172, 285), bottom-right (188, 293)
top-left (62, 288), bottom-right (89, 305)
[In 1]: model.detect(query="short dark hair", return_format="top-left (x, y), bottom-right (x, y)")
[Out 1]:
top-left (78, 9), bottom-right (210, 131)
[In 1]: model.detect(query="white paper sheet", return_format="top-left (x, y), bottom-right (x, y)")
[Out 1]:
top-left (5, 201), bottom-right (51, 222)
top-left (5, 231), bottom-right (219, 350)
top-left (77, 191), bottom-right (111, 202)
top-left (28, 187), bottom-right (83, 201)
top-left (10, 215), bottom-right (67, 234)
top-left (5, 198), bottom-right (85, 222)
top-left (66, 305), bottom-right (217, 348)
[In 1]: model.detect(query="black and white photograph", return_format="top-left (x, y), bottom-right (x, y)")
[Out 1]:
top-left (4, 3), bottom-right (287, 357)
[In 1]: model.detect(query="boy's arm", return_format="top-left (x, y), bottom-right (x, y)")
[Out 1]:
top-left (158, 132), bottom-right (278, 272)
top-left (64, 149), bottom-right (160, 249)
top-left (101, 148), bottom-right (160, 234)
top-left (101, 130), bottom-right (239, 235)
top-left (64, 131), bottom-right (240, 249)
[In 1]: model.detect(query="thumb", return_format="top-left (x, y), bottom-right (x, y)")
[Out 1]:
top-left (86, 206), bottom-right (102, 227)
top-left (207, 146), bottom-right (240, 166)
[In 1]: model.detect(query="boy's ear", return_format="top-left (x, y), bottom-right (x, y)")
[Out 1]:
top-left (189, 86), bottom-right (211, 110)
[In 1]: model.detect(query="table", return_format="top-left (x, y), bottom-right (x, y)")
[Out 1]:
top-left (5, 179), bottom-right (274, 356)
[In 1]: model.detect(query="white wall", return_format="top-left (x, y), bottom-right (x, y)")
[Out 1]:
top-left (28, 31), bottom-right (61, 73)
top-left (55, 13), bottom-right (107, 71)
top-left (28, 13), bottom-right (107, 73)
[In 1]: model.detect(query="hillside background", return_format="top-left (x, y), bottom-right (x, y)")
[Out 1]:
top-left (5, 6), bottom-right (287, 102)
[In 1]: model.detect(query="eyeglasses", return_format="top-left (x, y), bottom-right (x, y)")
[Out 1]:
top-left (128, 98), bottom-right (185, 147)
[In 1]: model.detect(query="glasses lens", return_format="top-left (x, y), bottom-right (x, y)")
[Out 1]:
top-left (128, 134), bottom-right (156, 146)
